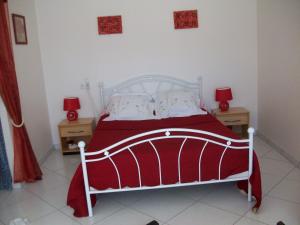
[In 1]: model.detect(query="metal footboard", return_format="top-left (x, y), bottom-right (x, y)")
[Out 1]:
top-left (79, 127), bottom-right (254, 217)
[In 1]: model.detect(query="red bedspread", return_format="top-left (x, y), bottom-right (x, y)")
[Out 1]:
top-left (67, 114), bottom-right (261, 217)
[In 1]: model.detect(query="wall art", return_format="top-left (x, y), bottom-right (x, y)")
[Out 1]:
top-left (12, 14), bottom-right (28, 44)
top-left (98, 15), bottom-right (122, 35)
top-left (174, 10), bottom-right (198, 29)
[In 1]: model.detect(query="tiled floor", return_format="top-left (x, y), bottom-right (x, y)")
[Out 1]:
top-left (0, 137), bottom-right (299, 225)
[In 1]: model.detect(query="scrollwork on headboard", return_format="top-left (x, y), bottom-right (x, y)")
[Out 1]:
top-left (99, 74), bottom-right (203, 112)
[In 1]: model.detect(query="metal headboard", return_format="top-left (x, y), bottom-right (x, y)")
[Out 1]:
top-left (99, 74), bottom-right (203, 111)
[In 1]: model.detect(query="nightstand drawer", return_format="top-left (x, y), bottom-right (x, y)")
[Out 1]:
top-left (60, 125), bottom-right (92, 137)
top-left (212, 107), bottom-right (249, 138)
top-left (217, 114), bottom-right (248, 126)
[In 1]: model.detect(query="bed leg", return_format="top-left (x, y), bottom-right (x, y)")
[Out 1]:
top-left (86, 193), bottom-right (93, 217)
top-left (248, 181), bottom-right (252, 202)
top-left (79, 141), bottom-right (93, 217)
top-left (247, 127), bottom-right (254, 203)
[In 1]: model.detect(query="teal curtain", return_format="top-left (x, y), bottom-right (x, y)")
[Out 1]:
top-left (0, 118), bottom-right (12, 190)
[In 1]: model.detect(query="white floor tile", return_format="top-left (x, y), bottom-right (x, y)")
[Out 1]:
top-left (269, 178), bottom-right (300, 204)
top-left (254, 138), bottom-right (272, 157)
top-left (43, 151), bottom-right (80, 171)
top-left (260, 172), bottom-right (283, 195)
top-left (286, 167), bottom-right (300, 182)
top-left (42, 154), bottom-right (67, 171)
top-left (246, 196), bottom-right (300, 225)
top-left (262, 150), bottom-right (289, 163)
top-left (32, 183), bottom-right (69, 209)
top-left (235, 217), bottom-right (268, 225)
top-left (131, 189), bottom-right (194, 222)
top-left (61, 195), bottom-right (124, 225)
top-left (0, 195), bottom-right (56, 225)
top-left (0, 188), bottom-right (36, 210)
top-left (0, 190), bottom-right (6, 201)
top-left (168, 202), bottom-right (240, 225)
top-left (53, 151), bottom-right (81, 162)
top-left (162, 183), bottom-right (218, 201)
top-left (95, 208), bottom-right (155, 225)
top-left (200, 183), bottom-right (253, 216)
top-left (24, 167), bottom-right (69, 196)
top-left (55, 163), bottom-right (80, 180)
top-left (31, 211), bottom-right (80, 225)
top-left (105, 189), bottom-right (153, 206)
top-left (259, 158), bottom-right (294, 177)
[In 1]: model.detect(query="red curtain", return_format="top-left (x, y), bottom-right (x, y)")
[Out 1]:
top-left (0, 0), bottom-right (42, 182)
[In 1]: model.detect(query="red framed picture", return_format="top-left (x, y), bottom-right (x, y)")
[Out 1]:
top-left (98, 15), bottom-right (122, 35)
top-left (173, 10), bottom-right (199, 30)
top-left (12, 14), bottom-right (28, 44)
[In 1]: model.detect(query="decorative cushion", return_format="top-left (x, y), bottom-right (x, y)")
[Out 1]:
top-left (105, 93), bottom-right (154, 120)
top-left (156, 90), bottom-right (207, 118)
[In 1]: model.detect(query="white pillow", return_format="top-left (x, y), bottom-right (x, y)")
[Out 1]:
top-left (105, 93), bottom-right (155, 121)
top-left (156, 90), bottom-right (207, 118)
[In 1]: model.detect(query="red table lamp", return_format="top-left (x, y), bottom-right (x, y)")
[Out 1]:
top-left (215, 87), bottom-right (233, 112)
top-left (63, 97), bottom-right (80, 121)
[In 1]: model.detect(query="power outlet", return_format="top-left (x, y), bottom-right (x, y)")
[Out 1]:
top-left (80, 79), bottom-right (90, 90)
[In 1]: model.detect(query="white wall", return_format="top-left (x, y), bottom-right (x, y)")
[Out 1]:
top-left (258, 0), bottom-right (300, 161)
top-left (35, 0), bottom-right (258, 145)
top-left (8, 0), bottom-right (53, 161)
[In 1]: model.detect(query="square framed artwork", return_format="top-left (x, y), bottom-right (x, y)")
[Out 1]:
top-left (98, 15), bottom-right (122, 35)
top-left (174, 10), bottom-right (199, 29)
top-left (12, 14), bottom-right (28, 44)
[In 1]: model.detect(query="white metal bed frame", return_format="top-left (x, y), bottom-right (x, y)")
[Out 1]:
top-left (79, 75), bottom-right (254, 217)
top-left (98, 74), bottom-right (203, 112)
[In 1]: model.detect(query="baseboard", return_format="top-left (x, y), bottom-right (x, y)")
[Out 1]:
top-left (53, 143), bottom-right (60, 151)
top-left (38, 144), bottom-right (57, 165)
top-left (257, 131), bottom-right (299, 167)
top-left (13, 183), bottom-right (23, 189)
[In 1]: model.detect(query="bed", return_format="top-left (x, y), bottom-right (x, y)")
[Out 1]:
top-left (67, 75), bottom-right (262, 217)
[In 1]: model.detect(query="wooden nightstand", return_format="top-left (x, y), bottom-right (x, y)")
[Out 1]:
top-left (212, 107), bottom-right (249, 138)
top-left (58, 118), bottom-right (95, 154)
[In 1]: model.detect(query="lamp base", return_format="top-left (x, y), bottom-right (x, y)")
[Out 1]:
top-left (67, 110), bottom-right (78, 121)
top-left (219, 101), bottom-right (229, 112)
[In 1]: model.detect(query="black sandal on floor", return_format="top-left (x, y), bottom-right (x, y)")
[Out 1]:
top-left (146, 220), bottom-right (159, 225)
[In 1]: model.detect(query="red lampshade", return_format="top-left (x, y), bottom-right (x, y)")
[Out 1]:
top-left (215, 87), bottom-right (233, 102)
top-left (63, 97), bottom-right (80, 111)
